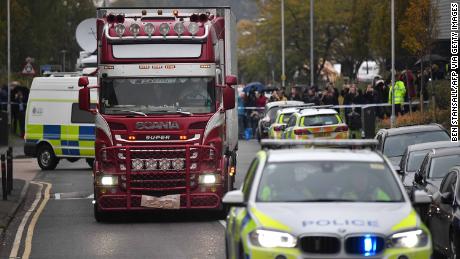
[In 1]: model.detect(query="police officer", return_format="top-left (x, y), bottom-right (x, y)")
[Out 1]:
top-left (388, 72), bottom-right (407, 116)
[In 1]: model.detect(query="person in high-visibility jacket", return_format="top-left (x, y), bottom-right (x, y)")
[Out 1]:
top-left (388, 73), bottom-right (407, 116)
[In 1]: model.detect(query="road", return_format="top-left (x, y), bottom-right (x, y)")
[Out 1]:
top-left (0, 140), bottom-right (259, 259)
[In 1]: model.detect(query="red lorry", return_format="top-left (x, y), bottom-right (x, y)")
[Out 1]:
top-left (78, 6), bottom-right (238, 221)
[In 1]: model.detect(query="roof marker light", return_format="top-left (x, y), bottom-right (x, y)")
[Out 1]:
top-left (129, 23), bottom-right (140, 38)
top-left (107, 13), bottom-right (115, 23)
top-left (115, 14), bottom-right (125, 23)
top-left (174, 22), bottom-right (185, 36)
top-left (114, 24), bottom-right (125, 38)
top-left (159, 23), bottom-right (170, 37)
top-left (144, 23), bottom-right (155, 37)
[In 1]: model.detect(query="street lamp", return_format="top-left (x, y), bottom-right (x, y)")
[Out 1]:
top-left (7, 0), bottom-right (11, 143)
top-left (61, 50), bottom-right (67, 72)
top-left (310, 0), bottom-right (314, 87)
top-left (390, 0), bottom-right (396, 128)
top-left (281, 0), bottom-right (286, 88)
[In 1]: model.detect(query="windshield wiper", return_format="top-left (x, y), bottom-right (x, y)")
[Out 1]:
top-left (117, 110), bottom-right (147, 117)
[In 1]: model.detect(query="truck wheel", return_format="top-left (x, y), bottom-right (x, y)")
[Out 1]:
top-left (94, 202), bottom-right (108, 222)
top-left (86, 158), bottom-right (94, 169)
top-left (37, 144), bottom-right (59, 170)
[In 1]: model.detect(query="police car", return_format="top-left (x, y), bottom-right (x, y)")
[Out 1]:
top-left (223, 139), bottom-right (432, 259)
top-left (282, 108), bottom-right (349, 140)
top-left (268, 107), bottom-right (301, 139)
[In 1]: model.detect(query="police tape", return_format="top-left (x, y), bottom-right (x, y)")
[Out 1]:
top-left (238, 101), bottom-right (430, 110)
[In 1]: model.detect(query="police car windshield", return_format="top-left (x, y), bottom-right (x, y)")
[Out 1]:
top-left (281, 113), bottom-right (293, 123)
top-left (100, 77), bottom-right (216, 115)
top-left (429, 155), bottom-right (460, 179)
top-left (383, 131), bottom-right (450, 157)
top-left (257, 161), bottom-right (404, 203)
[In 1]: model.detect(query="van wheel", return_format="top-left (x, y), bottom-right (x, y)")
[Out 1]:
top-left (86, 158), bottom-right (94, 169)
top-left (37, 144), bottom-right (59, 170)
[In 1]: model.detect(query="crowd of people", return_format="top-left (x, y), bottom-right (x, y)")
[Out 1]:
top-left (0, 81), bottom-right (29, 137)
top-left (238, 68), bottom-right (434, 139)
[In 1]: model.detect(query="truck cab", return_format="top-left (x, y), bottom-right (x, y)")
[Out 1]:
top-left (79, 7), bottom-right (238, 221)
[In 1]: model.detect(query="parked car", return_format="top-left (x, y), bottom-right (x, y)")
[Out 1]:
top-left (282, 108), bottom-right (349, 140)
top-left (375, 124), bottom-right (450, 169)
top-left (256, 100), bottom-right (304, 141)
top-left (400, 141), bottom-right (459, 193)
top-left (426, 166), bottom-right (460, 258)
top-left (267, 107), bottom-right (300, 139)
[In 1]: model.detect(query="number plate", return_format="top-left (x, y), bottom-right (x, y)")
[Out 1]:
top-left (141, 194), bottom-right (180, 209)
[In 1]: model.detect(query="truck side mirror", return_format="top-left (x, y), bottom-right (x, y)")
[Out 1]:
top-left (79, 87), bottom-right (91, 112)
top-left (223, 86), bottom-right (235, 110)
top-left (225, 75), bottom-right (237, 86)
top-left (78, 76), bottom-right (89, 87)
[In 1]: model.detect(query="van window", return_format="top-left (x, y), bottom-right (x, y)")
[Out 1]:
top-left (71, 103), bottom-right (95, 124)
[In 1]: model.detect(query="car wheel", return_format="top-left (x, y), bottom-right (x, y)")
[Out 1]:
top-left (37, 144), bottom-right (59, 170)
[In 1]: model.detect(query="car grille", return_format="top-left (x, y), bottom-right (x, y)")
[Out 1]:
top-left (300, 236), bottom-right (341, 254)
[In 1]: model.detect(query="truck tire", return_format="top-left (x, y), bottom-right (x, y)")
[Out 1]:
top-left (86, 158), bottom-right (94, 169)
top-left (37, 144), bottom-right (59, 170)
top-left (94, 202), bottom-right (109, 222)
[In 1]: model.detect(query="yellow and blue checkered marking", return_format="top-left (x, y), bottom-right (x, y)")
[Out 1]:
top-left (26, 124), bottom-right (95, 157)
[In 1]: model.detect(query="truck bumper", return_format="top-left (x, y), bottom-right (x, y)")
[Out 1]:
top-left (95, 192), bottom-right (222, 211)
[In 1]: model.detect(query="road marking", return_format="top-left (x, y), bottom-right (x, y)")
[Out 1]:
top-left (9, 182), bottom-right (43, 259)
top-left (54, 193), bottom-right (61, 200)
top-left (86, 194), bottom-right (94, 199)
top-left (22, 181), bottom-right (52, 259)
top-left (219, 220), bottom-right (227, 228)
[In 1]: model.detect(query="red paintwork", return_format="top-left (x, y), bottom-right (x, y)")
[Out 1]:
top-left (94, 14), bottom-right (230, 212)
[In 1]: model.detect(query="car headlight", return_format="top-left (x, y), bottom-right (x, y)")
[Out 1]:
top-left (388, 229), bottom-right (429, 248)
top-left (249, 229), bottom-right (297, 248)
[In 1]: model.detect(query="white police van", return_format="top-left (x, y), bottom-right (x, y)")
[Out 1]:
top-left (24, 73), bottom-right (97, 170)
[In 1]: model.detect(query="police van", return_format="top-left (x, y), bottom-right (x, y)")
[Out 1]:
top-left (24, 73), bottom-right (97, 170)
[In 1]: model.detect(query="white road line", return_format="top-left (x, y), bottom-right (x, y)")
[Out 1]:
top-left (9, 182), bottom-right (43, 259)
top-left (219, 220), bottom-right (227, 228)
top-left (86, 194), bottom-right (94, 199)
top-left (54, 193), bottom-right (61, 200)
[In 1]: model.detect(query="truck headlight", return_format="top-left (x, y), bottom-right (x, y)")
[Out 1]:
top-left (100, 176), bottom-right (119, 186)
top-left (388, 229), bottom-right (428, 248)
top-left (199, 174), bottom-right (219, 184)
top-left (131, 158), bottom-right (144, 171)
top-left (249, 229), bottom-right (297, 248)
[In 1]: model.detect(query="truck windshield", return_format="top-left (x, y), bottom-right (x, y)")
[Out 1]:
top-left (100, 77), bottom-right (216, 115)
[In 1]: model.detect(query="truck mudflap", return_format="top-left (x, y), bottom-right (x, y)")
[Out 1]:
top-left (95, 144), bottom-right (224, 210)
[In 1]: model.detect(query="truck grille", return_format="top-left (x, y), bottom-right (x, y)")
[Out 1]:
top-left (300, 236), bottom-right (340, 254)
top-left (100, 145), bottom-right (216, 193)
